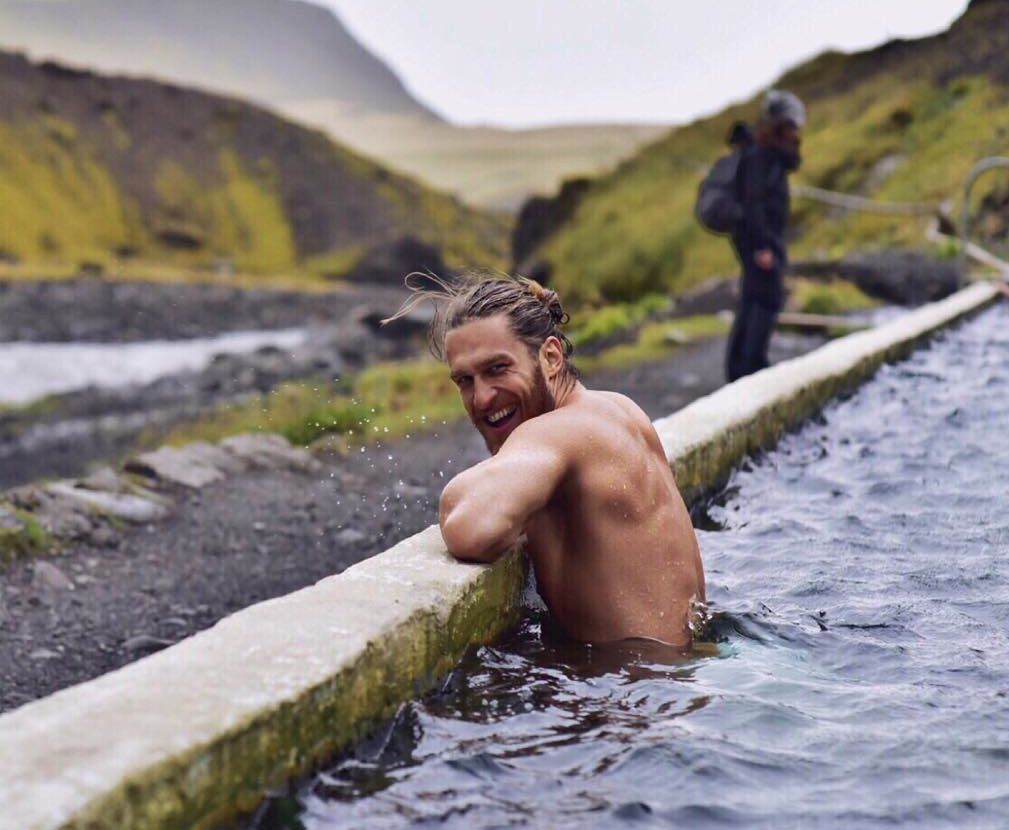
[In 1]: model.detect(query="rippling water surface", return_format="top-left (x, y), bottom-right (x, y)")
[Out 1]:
top-left (263, 304), bottom-right (1009, 829)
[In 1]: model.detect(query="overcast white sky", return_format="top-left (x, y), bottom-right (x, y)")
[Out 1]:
top-left (321, 0), bottom-right (969, 128)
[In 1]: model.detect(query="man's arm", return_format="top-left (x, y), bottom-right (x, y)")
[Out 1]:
top-left (439, 422), bottom-right (568, 563)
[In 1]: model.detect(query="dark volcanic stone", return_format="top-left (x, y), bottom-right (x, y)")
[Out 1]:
top-left (345, 237), bottom-right (447, 287)
top-left (512, 177), bottom-right (592, 274)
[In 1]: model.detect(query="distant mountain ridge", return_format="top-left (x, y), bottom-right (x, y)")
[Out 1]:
top-left (0, 0), bottom-right (666, 209)
top-left (0, 0), bottom-right (440, 120)
top-left (0, 49), bottom-right (505, 274)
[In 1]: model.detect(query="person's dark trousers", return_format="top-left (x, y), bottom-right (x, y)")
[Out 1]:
top-left (725, 296), bottom-right (778, 382)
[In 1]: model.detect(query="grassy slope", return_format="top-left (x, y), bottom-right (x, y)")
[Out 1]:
top-left (0, 53), bottom-right (507, 278)
top-left (539, 0), bottom-right (1009, 307)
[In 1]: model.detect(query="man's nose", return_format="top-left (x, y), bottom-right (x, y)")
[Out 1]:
top-left (473, 378), bottom-right (495, 411)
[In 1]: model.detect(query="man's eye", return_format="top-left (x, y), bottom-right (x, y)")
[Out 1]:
top-left (454, 376), bottom-right (472, 388)
top-left (489, 363), bottom-right (507, 375)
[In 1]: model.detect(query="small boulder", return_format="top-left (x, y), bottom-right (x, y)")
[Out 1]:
top-left (32, 561), bottom-right (74, 593)
top-left (0, 504), bottom-right (22, 533)
top-left (833, 250), bottom-right (962, 306)
top-left (122, 634), bottom-right (173, 656)
top-left (221, 433), bottom-right (321, 472)
top-left (126, 446), bottom-right (226, 489)
top-left (334, 527), bottom-right (367, 546)
top-left (79, 467), bottom-right (126, 494)
top-left (7, 485), bottom-right (95, 540)
top-left (45, 482), bottom-right (169, 524)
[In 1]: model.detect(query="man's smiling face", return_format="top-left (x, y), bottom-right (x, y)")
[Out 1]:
top-left (445, 313), bottom-right (554, 454)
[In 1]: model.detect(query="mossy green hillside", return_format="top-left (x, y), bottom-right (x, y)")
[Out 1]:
top-left (537, 1), bottom-right (1009, 306)
top-left (0, 50), bottom-right (507, 277)
top-left (153, 151), bottom-right (297, 273)
top-left (0, 120), bottom-right (144, 263)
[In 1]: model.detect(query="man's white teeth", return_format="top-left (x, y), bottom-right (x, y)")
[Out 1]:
top-left (487, 406), bottom-right (516, 425)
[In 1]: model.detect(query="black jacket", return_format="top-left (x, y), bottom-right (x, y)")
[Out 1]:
top-left (732, 144), bottom-right (793, 308)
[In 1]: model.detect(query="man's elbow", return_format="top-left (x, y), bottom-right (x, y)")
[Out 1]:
top-left (437, 510), bottom-right (512, 568)
top-left (439, 512), bottom-right (503, 563)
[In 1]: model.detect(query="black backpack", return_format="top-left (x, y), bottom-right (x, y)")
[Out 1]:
top-left (695, 152), bottom-right (742, 235)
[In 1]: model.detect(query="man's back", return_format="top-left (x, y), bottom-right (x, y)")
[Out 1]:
top-left (523, 389), bottom-right (705, 646)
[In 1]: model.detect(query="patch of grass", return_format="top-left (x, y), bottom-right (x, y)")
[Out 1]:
top-left (153, 150), bottom-right (298, 273)
top-left (163, 312), bottom-right (730, 449)
top-left (163, 359), bottom-right (465, 450)
top-left (577, 314), bottom-right (730, 373)
top-left (569, 293), bottom-right (671, 347)
top-left (0, 259), bottom-right (340, 292)
top-left (0, 509), bottom-right (52, 564)
top-left (0, 395), bottom-right (59, 418)
top-left (789, 278), bottom-right (879, 315)
top-left (303, 247), bottom-right (366, 281)
top-left (934, 238), bottom-right (961, 260)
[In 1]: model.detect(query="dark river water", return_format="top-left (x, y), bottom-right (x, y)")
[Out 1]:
top-left (257, 303), bottom-right (1009, 829)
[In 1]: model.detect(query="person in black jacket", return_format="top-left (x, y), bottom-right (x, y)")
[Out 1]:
top-left (725, 90), bottom-right (805, 381)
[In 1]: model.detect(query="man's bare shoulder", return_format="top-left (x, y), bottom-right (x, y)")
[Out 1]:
top-left (507, 389), bottom-right (648, 449)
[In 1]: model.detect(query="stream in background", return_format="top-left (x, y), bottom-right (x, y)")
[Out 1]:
top-left (0, 328), bottom-right (307, 406)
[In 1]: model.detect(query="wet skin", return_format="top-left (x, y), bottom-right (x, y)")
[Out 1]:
top-left (439, 314), bottom-right (705, 647)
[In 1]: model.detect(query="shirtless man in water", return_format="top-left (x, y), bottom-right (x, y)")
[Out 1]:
top-left (390, 274), bottom-right (705, 647)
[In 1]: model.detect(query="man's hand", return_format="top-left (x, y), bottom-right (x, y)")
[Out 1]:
top-left (754, 249), bottom-right (775, 271)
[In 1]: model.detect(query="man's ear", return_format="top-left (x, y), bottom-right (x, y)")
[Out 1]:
top-left (539, 336), bottom-right (566, 379)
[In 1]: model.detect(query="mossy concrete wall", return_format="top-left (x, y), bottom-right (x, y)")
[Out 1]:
top-left (0, 281), bottom-right (999, 830)
top-left (0, 527), bottom-right (524, 830)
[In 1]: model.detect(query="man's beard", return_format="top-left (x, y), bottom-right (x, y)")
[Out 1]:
top-left (481, 364), bottom-right (555, 454)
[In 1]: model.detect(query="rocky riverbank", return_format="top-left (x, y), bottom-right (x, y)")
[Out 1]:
top-left (0, 278), bottom-right (410, 342)
top-left (0, 279), bottom-right (426, 488)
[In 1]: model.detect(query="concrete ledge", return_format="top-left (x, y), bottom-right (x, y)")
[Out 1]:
top-left (0, 282), bottom-right (999, 830)
top-left (656, 281), bottom-right (1001, 505)
top-left (0, 527), bottom-right (524, 830)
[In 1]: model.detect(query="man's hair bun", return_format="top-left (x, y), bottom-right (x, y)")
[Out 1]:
top-left (519, 277), bottom-right (568, 325)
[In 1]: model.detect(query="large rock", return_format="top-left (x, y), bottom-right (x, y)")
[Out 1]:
top-left (842, 250), bottom-right (962, 305)
top-left (6, 485), bottom-right (97, 540)
top-left (794, 250), bottom-right (963, 306)
top-left (31, 561), bottom-right (74, 593)
top-left (125, 446), bottom-right (227, 490)
top-left (512, 177), bottom-right (592, 273)
top-left (45, 482), bottom-right (169, 524)
top-left (345, 237), bottom-right (447, 287)
top-left (220, 433), bottom-right (321, 472)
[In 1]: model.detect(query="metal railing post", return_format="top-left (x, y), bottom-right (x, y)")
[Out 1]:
top-left (960, 157), bottom-right (1009, 284)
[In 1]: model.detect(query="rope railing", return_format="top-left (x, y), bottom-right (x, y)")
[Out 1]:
top-left (791, 183), bottom-right (938, 216)
top-left (791, 171), bottom-right (1009, 279)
